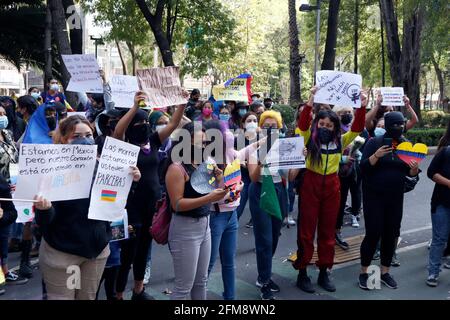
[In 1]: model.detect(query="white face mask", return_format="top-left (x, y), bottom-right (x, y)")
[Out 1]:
top-left (0, 115), bottom-right (8, 130)
top-left (50, 84), bottom-right (59, 91)
top-left (31, 92), bottom-right (40, 100)
top-left (155, 124), bottom-right (167, 132)
top-left (245, 122), bottom-right (257, 132)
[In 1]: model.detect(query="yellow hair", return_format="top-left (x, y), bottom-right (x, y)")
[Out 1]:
top-left (259, 110), bottom-right (283, 128)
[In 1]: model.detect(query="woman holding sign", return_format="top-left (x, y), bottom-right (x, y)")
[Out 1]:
top-left (113, 90), bottom-right (186, 300)
top-left (34, 115), bottom-right (141, 300)
top-left (293, 87), bottom-right (367, 294)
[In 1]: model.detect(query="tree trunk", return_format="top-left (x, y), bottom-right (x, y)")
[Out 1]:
top-left (62, 0), bottom-right (83, 54)
top-left (126, 42), bottom-right (137, 76)
top-left (115, 40), bottom-right (128, 75)
top-left (288, 0), bottom-right (301, 105)
top-left (431, 55), bottom-right (444, 109)
top-left (135, 0), bottom-right (175, 67)
top-left (321, 0), bottom-right (341, 70)
top-left (379, 0), bottom-right (386, 86)
top-left (353, 0), bottom-right (359, 74)
top-left (44, 1), bottom-right (53, 85)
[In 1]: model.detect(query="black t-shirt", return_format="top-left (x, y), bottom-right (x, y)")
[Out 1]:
top-left (177, 164), bottom-right (210, 218)
top-left (428, 146), bottom-right (450, 213)
top-left (126, 132), bottom-right (162, 226)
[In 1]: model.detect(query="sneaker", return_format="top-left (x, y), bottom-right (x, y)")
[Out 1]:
top-left (317, 270), bottom-right (336, 292)
top-left (131, 288), bottom-right (154, 300)
top-left (287, 215), bottom-right (296, 226)
top-left (380, 273), bottom-right (398, 289)
top-left (335, 232), bottom-right (349, 250)
top-left (255, 279), bottom-right (280, 293)
top-left (260, 284), bottom-right (275, 300)
top-left (427, 239), bottom-right (432, 250)
top-left (143, 265), bottom-right (151, 285)
top-left (0, 287), bottom-right (5, 296)
top-left (391, 254), bottom-right (400, 267)
top-left (296, 273), bottom-right (315, 293)
top-left (358, 273), bottom-right (369, 290)
top-left (245, 219), bottom-right (253, 228)
top-left (373, 250), bottom-right (380, 260)
top-left (444, 262), bottom-right (450, 269)
top-left (5, 272), bottom-right (29, 285)
top-left (426, 275), bottom-right (438, 287)
top-left (19, 262), bottom-right (33, 279)
top-left (351, 215), bottom-right (360, 228)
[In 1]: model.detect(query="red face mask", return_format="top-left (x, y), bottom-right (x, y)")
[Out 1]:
top-left (202, 108), bottom-right (212, 117)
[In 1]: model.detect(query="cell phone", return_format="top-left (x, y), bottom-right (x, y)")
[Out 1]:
top-left (383, 138), bottom-right (393, 147)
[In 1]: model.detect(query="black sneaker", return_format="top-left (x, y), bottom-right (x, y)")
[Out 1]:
top-left (131, 288), bottom-right (155, 300)
top-left (359, 273), bottom-right (369, 290)
top-left (296, 274), bottom-right (315, 293)
top-left (380, 273), bottom-right (398, 289)
top-left (260, 284), bottom-right (275, 300)
top-left (426, 275), bottom-right (438, 287)
top-left (5, 272), bottom-right (28, 285)
top-left (391, 254), bottom-right (400, 267)
top-left (19, 262), bottom-right (33, 279)
top-left (335, 232), bottom-right (349, 250)
top-left (256, 279), bottom-right (280, 293)
top-left (317, 271), bottom-right (336, 292)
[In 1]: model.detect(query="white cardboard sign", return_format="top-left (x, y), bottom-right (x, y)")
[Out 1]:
top-left (62, 54), bottom-right (103, 93)
top-left (315, 71), bottom-right (362, 108)
top-left (109, 75), bottom-right (139, 109)
top-left (380, 87), bottom-right (405, 106)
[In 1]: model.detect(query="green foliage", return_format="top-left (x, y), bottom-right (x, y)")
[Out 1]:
top-left (273, 104), bottom-right (295, 125)
top-left (419, 111), bottom-right (450, 128)
top-left (405, 128), bottom-right (446, 146)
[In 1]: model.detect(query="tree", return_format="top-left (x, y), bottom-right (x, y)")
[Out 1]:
top-left (62, 0), bottom-right (83, 55)
top-left (321, 0), bottom-right (341, 70)
top-left (288, 0), bottom-right (301, 105)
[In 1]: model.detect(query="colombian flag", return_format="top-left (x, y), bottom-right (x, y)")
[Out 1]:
top-left (101, 190), bottom-right (117, 202)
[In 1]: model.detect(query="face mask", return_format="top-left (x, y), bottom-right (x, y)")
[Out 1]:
top-left (374, 127), bottom-right (386, 137)
top-left (31, 92), bottom-right (40, 100)
top-left (155, 124), bottom-right (167, 132)
top-left (70, 137), bottom-right (95, 145)
top-left (239, 109), bottom-right (247, 117)
top-left (46, 116), bottom-right (57, 131)
top-left (128, 124), bottom-right (150, 145)
top-left (202, 108), bottom-right (212, 117)
top-left (264, 102), bottom-right (273, 109)
top-left (245, 122), bottom-right (257, 133)
top-left (318, 127), bottom-right (334, 144)
top-left (219, 114), bottom-right (230, 121)
top-left (386, 126), bottom-right (404, 140)
top-left (341, 113), bottom-right (353, 125)
top-left (0, 116), bottom-right (8, 130)
top-left (50, 84), bottom-right (59, 91)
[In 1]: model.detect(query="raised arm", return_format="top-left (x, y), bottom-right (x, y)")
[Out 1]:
top-left (365, 92), bottom-right (382, 131)
top-left (113, 91), bottom-right (147, 141)
top-left (158, 103), bottom-right (186, 143)
top-left (404, 96), bottom-right (419, 131)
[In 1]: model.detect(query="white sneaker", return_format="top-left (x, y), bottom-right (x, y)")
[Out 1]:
top-left (287, 215), bottom-right (296, 226)
top-left (351, 215), bottom-right (359, 228)
top-left (143, 265), bottom-right (151, 285)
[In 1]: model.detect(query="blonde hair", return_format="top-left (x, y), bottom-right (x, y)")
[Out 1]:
top-left (332, 105), bottom-right (353, 115)
top-left (259, 110), bottom-right (283, 128)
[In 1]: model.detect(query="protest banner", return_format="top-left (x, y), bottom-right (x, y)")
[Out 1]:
top-left (14, 144), bottom-right (97, 201)
top-left (61, 54), bottom-right (103, 93)
top-left (109, 75), bottom-right (139, 108)
top-left (88, 137), bottom-right (139, 222)
top-left (380, 87), bottom-right (405, 106)
top-left (265, 137), bottom-right (306, 171)
top-left (67, 112), bottom-right (87, 118)
top-left (212, 74), bottom-right (252, 103)
top-left (110, 211), bottom-right (129, 242)
top-left (15, 204), bottom-right (34, 224)
top-left (136, 66), bottom-right (186, 109)
top-left (314, 71), bottom-right (362, 107)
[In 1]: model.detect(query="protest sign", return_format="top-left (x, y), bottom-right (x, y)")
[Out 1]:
top-left (61, 54), bottom-right (103, 93)
top-left (14, 144), bottom-right (97, 202)
top-left (67, 112), bottom-right (87, 118)
top-left (109, 75), bottom-right (139, 108)
top-left (136, 66), bottom-right (186, 109)
top-left (212, 74), bottom-right (252, 102)
top-left (15, 204), bottom-right (34, 224)
top-left (380, 87), bottom-right (405, 106)
top-left (314, 71), bottom-right (362, 108)
top-left (265, 137), bottom-right (306, 171)
top-left (110, 211), bottom-right (129, 242)
top-left (88, 137), bottom-right (139, 221)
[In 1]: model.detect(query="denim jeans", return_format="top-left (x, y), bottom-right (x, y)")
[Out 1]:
top-left (10, 222), bottom-right (23, 240)
top-left (288, 181), bottom-right (296, 213)
top-left (249, 182), bottom-right (283, 284)
top-left (237, 174), bottom-right (251, 220)
top-left (208, 210), bottom-right (238, 300)
top-left (0, 225), bottom-right (11, 266)
top-left (428, 205), bottom-right (450, 276)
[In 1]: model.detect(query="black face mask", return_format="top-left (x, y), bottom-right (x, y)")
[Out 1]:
top-left (341, 113), bottom-right (353, 125)
top-left (71, 137), bottom-right (95, 145)
top-left (318, 127), bottom-right (334, 144)
top-left (128, 123), bottom-right (150, 145)
top-left (386, 126), bottom-right (404, 140)
top-left (46, 116), bottom-right (57, 130)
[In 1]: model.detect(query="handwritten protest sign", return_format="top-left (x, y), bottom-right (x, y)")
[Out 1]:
top-left (110, 75), bottom-right (139, 108)
top-left (315, 71), bottom-right (362, 108)
top-left (61, 54), bottom-right (103, 93)
top-left (110, 211), bottom-right (129, 242)
top-left (67, 112), bottom-right (87, 118)
top-left (14, 144), bottom-right (97, 201)
top-left (88, 137), bottom-right (139, 222)
top-left (265, 137), bottom-right (306, 171)
top-left (380, 87), bottom-right (404, 106)
top-left (136, 66), bottom-right (186, 109)
top-left (212, 74), bottom-right (252, 102)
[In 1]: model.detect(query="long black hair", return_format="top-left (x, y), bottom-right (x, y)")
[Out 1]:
top-left (307, 110), bottom-right (342, 167)
top-left (438, 118), bottom-right (450, 151)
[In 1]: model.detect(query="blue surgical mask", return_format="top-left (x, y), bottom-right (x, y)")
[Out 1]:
top-left (374, 127), bottom-right (386, 137)
top-left (0, 116), bottom-right (8, 130)
top-left (219, 114), bottom-right (230, 121)
top-left (31, 92), bottom-right (40, 100)
top-left (239, 109), bottom-right (247, 117)
top-left (70, 137), bottom-right (95, 145)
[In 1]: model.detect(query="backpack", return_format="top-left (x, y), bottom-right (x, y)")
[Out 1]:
top-left (150, 163), bottom-right (187, 245)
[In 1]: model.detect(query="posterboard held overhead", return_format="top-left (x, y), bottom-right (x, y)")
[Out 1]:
top-left (314, 71), bottom-right (362, 108)
top-left (61, 54), bottom-right (103, 93)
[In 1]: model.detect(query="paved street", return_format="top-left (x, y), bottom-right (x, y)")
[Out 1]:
top-left (2, 155), bottom-right (449, 300)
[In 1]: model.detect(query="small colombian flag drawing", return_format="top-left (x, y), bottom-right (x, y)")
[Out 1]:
top-left (101, 190), bottom-right (117, 202)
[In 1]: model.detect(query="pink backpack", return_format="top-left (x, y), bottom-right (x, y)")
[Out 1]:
top-left (150, 163), bottom-right (187, 245)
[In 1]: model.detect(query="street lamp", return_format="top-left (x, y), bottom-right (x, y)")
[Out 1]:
top-left (299, 1), bottom-right (322, 84)
top-left (90, 36), bottom-right (104, 58)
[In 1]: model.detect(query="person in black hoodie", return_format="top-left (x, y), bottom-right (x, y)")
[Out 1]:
top-left (34, 115), bottom-right (141, 300)
top-left (358, 112), bottom-right (420, 290)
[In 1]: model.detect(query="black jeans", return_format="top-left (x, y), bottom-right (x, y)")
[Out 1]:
top-left (336, 167), bottom-right (362, 230)
top-left (360, 188), bottom-right (404, 267)
top-left (96, 266), bottom-right (120, 300)
top-left (116, 223), bottom-right (152, 293)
